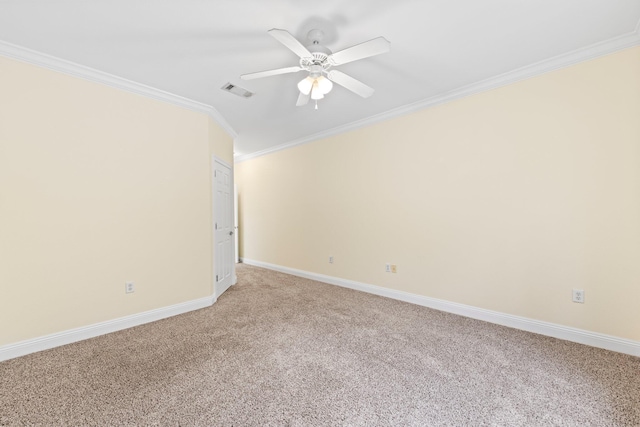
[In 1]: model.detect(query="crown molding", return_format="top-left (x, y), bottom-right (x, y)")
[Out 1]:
top-left (235, 25), bottom-right (640, 163)
top-left (0, 40), bottom-right (237, 139)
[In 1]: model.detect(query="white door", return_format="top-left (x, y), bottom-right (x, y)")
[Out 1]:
top-left (213, 158), bottom-right (234, 298)
top-left (234, 183), bottom-right (239, 263)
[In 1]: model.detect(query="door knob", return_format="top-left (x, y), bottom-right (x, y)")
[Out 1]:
top-left (229, 231), bottom-right (234, 236)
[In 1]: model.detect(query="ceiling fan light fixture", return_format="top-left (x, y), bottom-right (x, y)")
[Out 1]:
top-left (297, 76), bottom-right (314, 95)
top-left (316, 75), bottom-right (333, 94)
top-left (311, 82), bottom-right (324, 100)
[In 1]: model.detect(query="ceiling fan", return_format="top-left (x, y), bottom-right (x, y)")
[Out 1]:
top-left (240, 28), bottom-right (390, 108)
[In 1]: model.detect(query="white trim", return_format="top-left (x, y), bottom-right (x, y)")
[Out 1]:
top-left (234, 28), bottom-right (640, 163)
top-left (0, 40), bottom-right (237, 139)
top-left (0, 295), bottom-right (216, 362)
top-left (208, 109), bottom-right (238, 140)
top-left (213, 156), bottom-right (233, 170)
top-left (240, 258), bottom-right (640, 357)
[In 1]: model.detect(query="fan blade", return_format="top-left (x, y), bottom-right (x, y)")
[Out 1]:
top-left (329, 37), bottom-right (390, 66)
top-left (296, 91), bottom-right (310, 107)
top-left (240, 66), bottom-right (303, 80)
top-left (327, 70), bottom-right (375, 98)
top-left (268, 28), bottom-right (312, 59)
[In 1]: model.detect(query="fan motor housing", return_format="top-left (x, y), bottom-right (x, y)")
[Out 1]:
top-left (300, 29), bottom-right (333, 71)
top-left (301, 51), bottom-right (331, 71)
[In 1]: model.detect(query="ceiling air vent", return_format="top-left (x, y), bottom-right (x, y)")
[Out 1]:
top-left (221, 82), bottom-right (253, 98)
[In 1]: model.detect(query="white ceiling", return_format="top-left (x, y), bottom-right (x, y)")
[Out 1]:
top-left (1, 1), bottom-right (639, 159)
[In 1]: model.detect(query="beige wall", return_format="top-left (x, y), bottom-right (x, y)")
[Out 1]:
top-left (236, 47), bottom-right (640, 342)
top-left (0, 55), bottom-right (233, 346)
top-left (209, 116), bottom-right (234, 165)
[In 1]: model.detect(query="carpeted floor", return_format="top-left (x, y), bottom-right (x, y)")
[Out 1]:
top-left (1, 263), bottom-right (639, 426)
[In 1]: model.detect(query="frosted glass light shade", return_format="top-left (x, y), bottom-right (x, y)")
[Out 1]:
top-left (311, 82), bottom-right (324, 100)
top-left (297, 77), bottom-right (314, 95)
top-left (316, 76), bottom-right (333, 94)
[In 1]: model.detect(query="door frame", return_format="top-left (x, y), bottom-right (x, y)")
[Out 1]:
top-left (212, 156), bottom-right (236, 299)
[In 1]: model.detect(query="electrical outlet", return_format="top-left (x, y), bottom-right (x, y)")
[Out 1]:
top-left (572, 289), bottom-right (584, 303)
top-left (329, 256), bottom-right (334, 264)
top-left (391, 264), bottom-right (397, 273)
top-left (125, 282), bottom-right (135, 294)
top-left (385, 263), bottom-right (391, 273)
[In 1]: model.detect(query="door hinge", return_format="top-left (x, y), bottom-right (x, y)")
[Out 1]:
top-left (216, 274), bottom-right (219, 282)
top-left (215, 223), bottom-right (218, 230)
top-left (214, 170), bottom-right (217, 177)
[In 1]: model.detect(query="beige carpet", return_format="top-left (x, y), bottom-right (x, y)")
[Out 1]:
top-left (1, 263), bottom-right (639, 426)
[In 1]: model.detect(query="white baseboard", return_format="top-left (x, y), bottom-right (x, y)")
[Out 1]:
top-left (0, 295), bottom-right (216, 362)
top-left (240, 258), bottom-right (640, 357)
